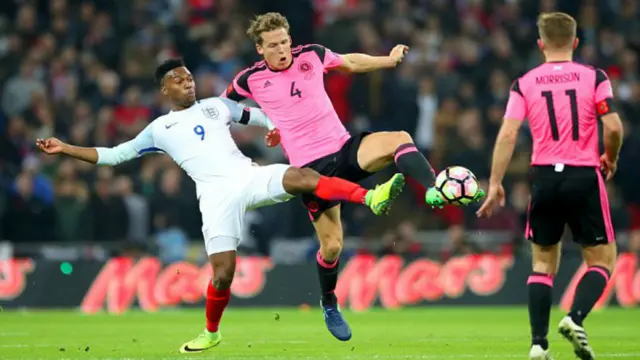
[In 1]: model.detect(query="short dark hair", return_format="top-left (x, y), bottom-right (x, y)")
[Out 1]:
top-left (154, 58), bottom-right (185, 86)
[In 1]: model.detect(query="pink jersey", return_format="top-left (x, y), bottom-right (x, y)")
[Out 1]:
top-left (504, 62), bottom-right (615, 167)
top-left (224, 44), bottom-right (350, 167)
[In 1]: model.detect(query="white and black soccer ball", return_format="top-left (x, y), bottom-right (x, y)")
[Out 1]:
top-left (434, 166), bottom-right (479, 205)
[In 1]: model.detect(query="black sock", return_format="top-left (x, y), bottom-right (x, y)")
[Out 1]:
top-left (528, 272), bottom-right (554, 350)
top-left (394, 143), bottom-right (436, 189)
top-left (569, 266), bottom-right (611, 326)
top-left (316, 251), bottom-right (339, 305)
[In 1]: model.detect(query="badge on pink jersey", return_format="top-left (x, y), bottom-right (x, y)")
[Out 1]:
top-left (298, 60), bottom-right (314, 80)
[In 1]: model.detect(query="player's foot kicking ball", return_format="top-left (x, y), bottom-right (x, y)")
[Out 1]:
top-left (529, 344), bottom-right (553, 360)
top-left (425, 187), bottom-right (446, 208)
top-left (425, 187), bottom-right (486, 208)
top-left (365, 173), bottom-right (405, 215)
top-left (321, 294), bottom-right (351, 341)
top-left (558, 316), bottom-right (595, 360)
top-left (179, 330), bottom-right (221, 353)
top-left (425, 167), bottom-right (486, 208)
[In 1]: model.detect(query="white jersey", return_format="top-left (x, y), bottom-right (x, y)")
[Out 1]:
top-left (95, 97), bottom-right (274, 194)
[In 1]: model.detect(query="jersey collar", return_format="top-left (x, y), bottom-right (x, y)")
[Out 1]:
top-left (267, 57), bottom-right (294, 72)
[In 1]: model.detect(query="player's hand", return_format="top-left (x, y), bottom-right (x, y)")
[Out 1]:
top-left (265, 129), bottom-right (281, 147)
top-left (36, 137), bottom-right (65, 155)
top-left (476, 183), bottom-right (505, 218)
top-left (600, 154), bottom-right (617, 181)
top-left (389, 44), bottom-right (409, 65)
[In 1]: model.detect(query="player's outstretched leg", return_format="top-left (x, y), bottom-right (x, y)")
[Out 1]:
top-left (558, 243), bottom-right (616, 360)
top-left (396, 145), bottom-right (486, 208)
top-left (283, 167), bottom-right (405, 215)
top-left (180, 249), bottom-right (235, 353)
top-left (354, 131), bottom-right (484, 208)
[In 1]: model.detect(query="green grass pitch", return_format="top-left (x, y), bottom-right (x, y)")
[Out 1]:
top-left (1, 307), bottom-right (638, 359)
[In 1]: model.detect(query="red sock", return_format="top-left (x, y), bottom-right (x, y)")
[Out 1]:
top-left (315, 176), bottom-right (368, 204)
top-left (205, 281), bottom-right (230, 333)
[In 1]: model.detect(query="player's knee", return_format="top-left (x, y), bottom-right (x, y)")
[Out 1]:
top-left (284, 167), bottom-right (319, 194)
top-left (319, 235), bottom-right (343, 260)
top-left (532, 260), bottom-right (558, 275)
top-left (385, 131), bottom-right (414, 157)
top-left (588, 262), bottom-right (615, 274)
top-left (394, 131), bottom-right (413, 144)
top-left (532, 254), bottom-right (560, 275)
top-left (213, 267), bottom-right (235, 290)
top-left (297, 167), bottom-right (320, 188)
top-left (583, 243), bottom-right (617, 272)
top-left (531, 243), bottom-right (561, 275)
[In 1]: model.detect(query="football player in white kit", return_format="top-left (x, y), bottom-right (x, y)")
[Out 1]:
top-left (36, 58), bottom-right (405, 353)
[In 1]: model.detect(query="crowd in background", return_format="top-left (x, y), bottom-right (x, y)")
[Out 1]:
top-left (0, 0), bottom-right (639, 260)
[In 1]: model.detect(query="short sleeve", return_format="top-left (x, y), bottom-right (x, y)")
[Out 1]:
top-left (216, 97), bottom-right (250, 124)
top-left (322, 47), bottom-right (344, 70)
top-left (224, 70), bottom-right (253, 101)
top-left (595, 68), bottom-right (614, 103)
top-left (305, 44), bottom-right (344, 71)
top-left (214, 97), bottom-right (274, 129)
top-left (503, 79), bottom-right (526, 121)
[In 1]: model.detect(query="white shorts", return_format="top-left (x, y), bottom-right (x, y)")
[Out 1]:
top-left (200, 164), bottom-right (294, 255)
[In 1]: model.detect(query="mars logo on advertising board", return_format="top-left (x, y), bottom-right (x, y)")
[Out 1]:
top-left (0, 259), bottom-right (35, 300)
top-left (335, 254), bottom-right (514, 311)
top-left (75, 254), bottom-right (640, 313)
top-left (80, 256), bottom-right (273, 314)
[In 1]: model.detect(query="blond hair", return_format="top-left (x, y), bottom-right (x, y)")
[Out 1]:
top-left (537, 12), bottom-right (577, 49)
top-left (246, 12), bottom-right (290, 44)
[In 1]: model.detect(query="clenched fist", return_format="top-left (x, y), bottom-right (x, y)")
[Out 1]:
top-left (389, 45), bottom-right (409, 65)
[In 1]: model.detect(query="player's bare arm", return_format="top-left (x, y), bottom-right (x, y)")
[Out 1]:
top-left (601, 113), bottom-right (623, 160)
top-left (592, 66), bottom-right (624, 181)
top-left (476, 119), bottom-right (521, 217)
top-left (336, 45), bottom-right (409, 73)
top-left (600, 112), bottom-right (623, 180)
top-left (488, 119), bottom-right (522, 187)
top-left (36, 137), bottom-right (99, 164)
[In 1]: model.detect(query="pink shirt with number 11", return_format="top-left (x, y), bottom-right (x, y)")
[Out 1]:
top-left (504, 61), bottom-right (614, 167)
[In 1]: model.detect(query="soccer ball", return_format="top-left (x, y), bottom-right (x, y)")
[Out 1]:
top-left (434, 166), bottom-right (479, 205)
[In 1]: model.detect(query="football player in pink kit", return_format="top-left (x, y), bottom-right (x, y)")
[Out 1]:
top-left (225, 12), bottom-right (485, 341)
top-left (477, 13), bottom-right (624, 360)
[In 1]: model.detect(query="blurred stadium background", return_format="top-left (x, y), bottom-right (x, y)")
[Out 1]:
top-left (1, 0), bottom-right (640, 316)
